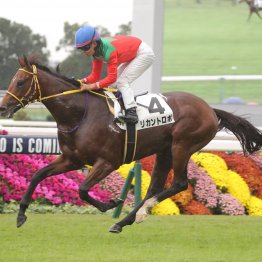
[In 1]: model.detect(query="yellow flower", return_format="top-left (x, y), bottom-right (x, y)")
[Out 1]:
top-left (192, 153), bottom-right (228, 190)
top-left (117, 163), bottom-right (180, 215)
top-left (246, 196), bottom-right (262, 216)
top-left (192, 152), bottom-right (262, 216)
top-left (226, 170), bottom-right (250, 205)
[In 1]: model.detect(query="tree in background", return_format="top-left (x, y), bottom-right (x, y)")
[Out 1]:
top-left (0, 18), bottom-right (132, 89)
top-left (56, 22), bottom-right (81, 53)
top-left (0, 18), bottom-right (49, 90)
top-left (115, 21), bottom-right (131, 35)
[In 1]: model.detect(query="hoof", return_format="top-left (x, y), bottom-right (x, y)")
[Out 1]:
top-left (109, 224), bottom-right (122, 233)
top-left (17, 214), bottom-right (27, 228)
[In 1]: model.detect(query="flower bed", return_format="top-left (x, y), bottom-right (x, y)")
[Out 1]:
top-left (0, 152), bottom-right (261, 215)
top-left (140, 152), bottom-right (262, 216)
top-left (0, 154), bottom-right (111, 206)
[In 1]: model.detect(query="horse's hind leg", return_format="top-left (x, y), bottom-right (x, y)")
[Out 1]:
top-left (17, 155), bottom-right (82, 228)
top-left (78, 158), bottom-right (123, 212)
top-left (109, 149), bottom-right (172, 233)
top-left (135, 144), bottom-right (190, 223)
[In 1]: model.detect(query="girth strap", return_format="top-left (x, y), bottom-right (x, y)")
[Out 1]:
top-left (103, 91), bottom-right (138, 164)
top-left (123, 123), bottom-right (137, 164)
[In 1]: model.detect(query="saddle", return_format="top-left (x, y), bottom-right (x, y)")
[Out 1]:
top-left (104, 91), bottom-right (175, 164)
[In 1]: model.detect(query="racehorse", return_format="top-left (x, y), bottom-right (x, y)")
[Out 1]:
top-left (239, 0), bottom-right (262, 21)
top-left (0, 55), bottom-right (261, 233)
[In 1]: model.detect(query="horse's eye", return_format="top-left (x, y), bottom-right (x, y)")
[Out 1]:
top-left (17, 80), bottom-right (25, 88)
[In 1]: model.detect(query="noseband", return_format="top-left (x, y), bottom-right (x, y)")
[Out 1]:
top-left (7, 65), bottom-right (42, 108)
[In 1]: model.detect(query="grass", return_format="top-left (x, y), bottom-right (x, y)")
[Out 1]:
top-left (0, 214), bottom-right (262, 262)
top-left (163, 80), bottom-right (262, 104)
top-left (162, 0), bottom-right (262, 104)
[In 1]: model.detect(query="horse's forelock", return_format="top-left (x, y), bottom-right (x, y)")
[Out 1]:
top-left (27, 54), bottom-right (41, 65)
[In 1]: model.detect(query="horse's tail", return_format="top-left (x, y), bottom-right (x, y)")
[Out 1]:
top-left (213, 108), bottom-right (262, 154)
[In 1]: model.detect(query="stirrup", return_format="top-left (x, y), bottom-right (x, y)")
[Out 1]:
top-left (124, 107), bottom-right (138, 124)
top-left (119, 115), bottom-right (138, 125)
top-left (113, 117), bottom-right (126, 125)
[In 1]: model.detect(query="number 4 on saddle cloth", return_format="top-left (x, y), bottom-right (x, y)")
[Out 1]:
top-left (104, 91), bottom-right (175, 131)
top-left (104, 91), bottom-right (175, 163)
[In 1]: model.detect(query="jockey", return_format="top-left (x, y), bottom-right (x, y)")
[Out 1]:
top-left (75, 25), bottom-right (155, 124)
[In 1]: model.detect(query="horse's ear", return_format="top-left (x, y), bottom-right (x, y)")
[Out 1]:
top-left (18, 56), bottom-right (23, 67)
top-left (17, 55), bottom-right (31, 68)
top-left (56, 64), bottom-right (61, 74)
top-left (23, 55), bottom-right (31, 68)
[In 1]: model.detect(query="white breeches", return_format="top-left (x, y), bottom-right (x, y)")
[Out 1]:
top-left (113, 41), bottom-right (155, 109)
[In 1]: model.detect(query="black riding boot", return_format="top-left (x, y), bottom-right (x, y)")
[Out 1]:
top-left (124, 107), bottom-right (138, 124)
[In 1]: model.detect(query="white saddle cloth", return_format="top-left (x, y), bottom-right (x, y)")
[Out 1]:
top-left (105, 91), bottom-right (175, 130)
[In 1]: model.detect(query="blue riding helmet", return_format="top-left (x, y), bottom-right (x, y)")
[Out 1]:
top-left (75, 25), bottom-right (100, 49)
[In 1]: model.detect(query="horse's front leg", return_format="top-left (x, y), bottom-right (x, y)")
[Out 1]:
top-left (17, 155), bottom-right (82, 228)
top-left (79, 158), bottom-right (122, 212)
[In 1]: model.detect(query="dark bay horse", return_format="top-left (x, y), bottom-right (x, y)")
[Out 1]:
top-left (239, 0), bottom-right (262, 21)
top-left (0, 56), bottom-right (261, 233)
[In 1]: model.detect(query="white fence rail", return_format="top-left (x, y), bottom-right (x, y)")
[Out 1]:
top-left (162, 75), bottom-right (262, 82)
top-left (0, 120), bottom-right (57, 128)
top-left (1, 120), bottom-right (261, 152)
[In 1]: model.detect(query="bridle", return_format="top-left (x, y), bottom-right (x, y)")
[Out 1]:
top-left (6, 64), bottom-right (89, 133)
top-left (7, 64), bottom-right (117, 109)
top-left (6, 64), bottom-right (118, 133)
top-left (6, 65), bottom-right (84, 108)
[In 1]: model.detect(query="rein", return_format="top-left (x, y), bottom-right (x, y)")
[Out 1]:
top-left (7, 64), bottom-right (119, 133)
top-left (7, 65), bottom-right (118, 108)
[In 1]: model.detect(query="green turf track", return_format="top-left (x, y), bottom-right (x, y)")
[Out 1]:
top-left (162, 0), bottom-right (262, 104)
top-left (0, 214), bottom-right (261, 262)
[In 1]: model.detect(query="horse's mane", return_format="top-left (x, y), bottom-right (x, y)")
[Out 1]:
top-left (19, 55), bottom-right (81, 88)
